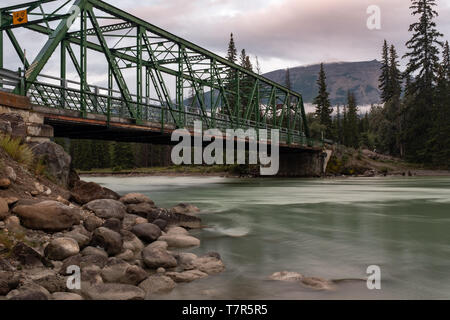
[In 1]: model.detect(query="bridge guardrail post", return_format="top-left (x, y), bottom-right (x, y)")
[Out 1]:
top-left (60, 79), bottom-right (67, 109)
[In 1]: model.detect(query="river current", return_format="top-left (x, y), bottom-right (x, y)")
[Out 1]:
top-left (84, 175), bottom-right (450, 299)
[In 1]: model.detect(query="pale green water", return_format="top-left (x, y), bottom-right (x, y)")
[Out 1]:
top-left (84, 175), bottom-right (450, 300)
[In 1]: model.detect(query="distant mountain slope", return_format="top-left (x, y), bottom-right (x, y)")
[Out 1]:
top-left (263, 60), bottom-right (382, 105)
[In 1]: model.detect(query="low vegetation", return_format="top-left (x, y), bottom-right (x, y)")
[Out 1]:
top-left (0, 134), bottom-right (34, 167)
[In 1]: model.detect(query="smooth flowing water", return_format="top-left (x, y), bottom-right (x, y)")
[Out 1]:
top-left (84, 175), bottom-right (450, 300)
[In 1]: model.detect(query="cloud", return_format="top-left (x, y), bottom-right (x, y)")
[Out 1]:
top-left (1, 0), bottom-right (449, 75)
top-left (127, 0), bottom-right (450, 71)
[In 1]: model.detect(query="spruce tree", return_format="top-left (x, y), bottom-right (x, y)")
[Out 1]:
top-left (336, 105), bottom-right (342, 144)
top-left (225, 33), bottom-right (238, 116)
top-left (389, 45), bottom-right (402, 101)
top-left (226, 33), bottom-right (237, 63)
top-left (443, 41), bottom-right (450, 81)
top-left (346, 92), bottom-right (360, 148)
top-left (379, 40), bottom-right (391, 103)
top-left (403, 0), bottom-right (443, 163)
top-left (112, 142), bottom-right (134, 170)
top-left (404, 0), bottom-right (443, 96)
top-left (430, 49), bottom-right (450, 167)
top-left (313, 63), bottom-right (333, 138)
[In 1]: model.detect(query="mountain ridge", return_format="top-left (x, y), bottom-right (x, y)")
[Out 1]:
top-left (263, 60), bottom-right (382, 106)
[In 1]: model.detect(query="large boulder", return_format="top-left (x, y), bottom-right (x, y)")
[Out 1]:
top-left (29, 141), bottom-right (71, 188)
top-left (171, 203), bottom-right (200, 215)
top-left (90, 227), bottom-right (123, 256)
top-left (126, 202), bottom-right (155, 218)
top-left (83, 199), bottom-right (126, 220)
top-left (83, 215), bottom-right (104, 232)
top-left (190, 256), bottom-right (225, 275)
top-left (121, 230), bottom-right (145, 259)
top-left (30, 270), bottom-right (67, 293)
top-left (102, 218), bottom-right (123, 233)
top-left (122, 213), bottom-right (147, 230)
top-left (44, 237), bottom-right (80, 261)
top-left (138, 275), bottom-right (176, 296)
top-left (59, 254), bottom-right (108, 276)
top-left (7, 283), bottom-right (51, 300)
top-left (172, 252), bottom-right (198, 271)
top-left (101, 258), bottom-right (147, 285)
top-left (131, 223), bottom-right (161, 243)
top-left (81, 283), bottom-right (145, 300)
top-left (158, 234), bottom-right (200, 248)
top-left (81, 246), bottom-right (108, 258)
top-left (12, 200), bottom-right (81, 232)
top-left (71, 180), bottom-right (119, 205)
top-left (60, 230), bottom-right (91, 248)
top-left (11, 242), bottom-right (52, 268)
top-left (128, 205), bottom-right (202, 229)
top-left (141, 246), bottom-right (177, 269)
top-left (0, 271), bottom-right (20, 295)
top-left (120, 193), bottom-right (155, 205)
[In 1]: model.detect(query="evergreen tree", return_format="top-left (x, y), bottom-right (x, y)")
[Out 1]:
top-left (346, 92), bottom-right (359, 148)
top-left (379, 40), bottom-right (391, 103)
top-left (443, 41), bottom-right (450, 81)
top-left (313, 63), bottom-right (333, 138)
top-left (429, 50), bottom-right (450, 168)
top-left (226, 33), bottom-right (237, 63)
top-left (225, 33), bottom-right (238, 117)
top-left (239, 49), bottom-right (254, 118)
top-left (404, 0), bottom-right (443, 97)
top-left (335, 105), bottom-right (342, 144)
top-left (403, 0), bottom-right (443, 162)
top-left (112, 142), bottom-right (134, 170)
top-left (389, 45), bottom-right (402, 100)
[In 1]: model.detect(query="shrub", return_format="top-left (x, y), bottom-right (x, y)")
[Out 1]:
top-left (0, 134), bottom-right (34, 166)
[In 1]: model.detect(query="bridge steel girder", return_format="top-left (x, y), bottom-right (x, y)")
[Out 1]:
top-left (0, 0), bottom-right (312, 141)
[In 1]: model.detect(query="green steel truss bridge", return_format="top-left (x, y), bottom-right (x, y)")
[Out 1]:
top-left (0, 0), bottom-right (318, 148)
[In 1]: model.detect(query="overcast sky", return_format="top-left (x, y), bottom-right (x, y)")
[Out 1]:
top-left (124, 0), bottom-right (450, 71)
top-left (2, 0), bottom-right (450, 74)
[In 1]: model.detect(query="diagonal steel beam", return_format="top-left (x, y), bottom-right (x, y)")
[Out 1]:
top-left (86, 5), bottom-right (135, 119)
top-left (13, 0), bottom-right (85, 94)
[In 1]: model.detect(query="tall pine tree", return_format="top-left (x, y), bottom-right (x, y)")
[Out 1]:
top-left (346, 91), bottom-right (359, 148)
top-left (379, 40), bottom-right (391, 103)
top-left (313, 63), bottom-right (333, 138)
top-left (403, 0), bottom-right (443, 162)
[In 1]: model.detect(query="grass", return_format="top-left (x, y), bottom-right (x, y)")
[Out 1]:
top-left (0, 134), bottom-right (34, 167)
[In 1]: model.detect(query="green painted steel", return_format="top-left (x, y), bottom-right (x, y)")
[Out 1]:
top-left (0, 0), bottom-right (319, 147)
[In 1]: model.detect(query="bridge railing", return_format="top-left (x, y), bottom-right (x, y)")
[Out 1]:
top-left (1, 70), bottom-right (322, 148)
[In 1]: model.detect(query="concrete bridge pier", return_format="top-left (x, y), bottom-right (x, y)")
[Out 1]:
top-left (277, 149), bottom-right (328, 177)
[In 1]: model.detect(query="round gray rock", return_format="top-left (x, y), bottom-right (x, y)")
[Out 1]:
top-left (141, 246), bottom-right (177, 269)
top-left (44, 237), bottom-right (80, 261)
top-left (83, 199), bottom-right (127, 220)
top-left (91, 227), bottom-right (123, 255)
top-left (131, 223), bottom-right (161, 243)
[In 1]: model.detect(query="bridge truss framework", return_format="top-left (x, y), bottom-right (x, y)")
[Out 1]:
top-left (0, 0), bottom-right (316, 146)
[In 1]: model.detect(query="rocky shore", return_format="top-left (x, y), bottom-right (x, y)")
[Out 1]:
top-left (0, 116), bottom-right (225, 300)
top-left (1, 182), bottom-right (225, 300)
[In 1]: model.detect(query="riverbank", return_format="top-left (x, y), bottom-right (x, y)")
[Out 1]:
top-left (0, 137), bottom-right (225, 300)
top-left (77, 147), bottom-right (450, 178)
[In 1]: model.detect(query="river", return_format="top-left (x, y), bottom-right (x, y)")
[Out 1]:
top-left (83, 175), bottom-right (450, 300)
